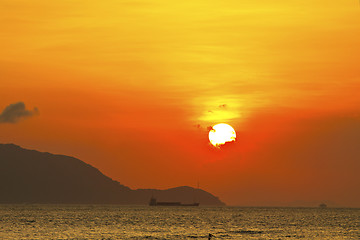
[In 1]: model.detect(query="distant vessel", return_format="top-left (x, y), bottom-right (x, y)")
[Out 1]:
top-left (319, 203), bottom-right (327, 208)
top-left (149, 197), bottom-right (199, 206)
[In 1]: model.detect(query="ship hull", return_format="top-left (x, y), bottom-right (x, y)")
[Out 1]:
top-left (149, 198), bottom-right (199, 206)
top-left (151, 202), bottom-right (199, 206)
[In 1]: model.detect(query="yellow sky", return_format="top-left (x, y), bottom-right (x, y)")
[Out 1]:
top-left (2, 0), bottom-right (359, 122)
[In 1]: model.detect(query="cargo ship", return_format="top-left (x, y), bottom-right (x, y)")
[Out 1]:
top-left (149, 197), bottom-right (199, 206)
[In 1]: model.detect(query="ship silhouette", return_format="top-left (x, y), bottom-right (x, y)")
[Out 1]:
top-left (319, 203), bottom-right (327, 208)
top-left (149, 197), bottom-right (199, 206)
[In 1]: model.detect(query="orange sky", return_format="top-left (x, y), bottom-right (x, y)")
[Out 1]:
top-left (1, 0), bottom-right (359, 207)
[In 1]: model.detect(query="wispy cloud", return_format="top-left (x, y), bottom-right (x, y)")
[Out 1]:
top-left (0, 102), bottom-right (39, 123)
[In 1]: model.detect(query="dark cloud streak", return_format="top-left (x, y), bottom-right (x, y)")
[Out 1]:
top-left (0, 102), bottom-right (39, 123)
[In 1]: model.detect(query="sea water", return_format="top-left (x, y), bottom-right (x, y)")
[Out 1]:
top-left (0, 205), bottom-right (358, 239)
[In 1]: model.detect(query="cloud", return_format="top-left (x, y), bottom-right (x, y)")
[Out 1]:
top-left (0, 102), bottom-right (39, 123)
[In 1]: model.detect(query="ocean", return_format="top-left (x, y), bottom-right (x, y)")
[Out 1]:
top-left (0, 205), bottom-right (358, 239)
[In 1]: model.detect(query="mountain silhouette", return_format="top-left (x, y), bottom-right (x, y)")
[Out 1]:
top-left (0, 144), bottom-right (225, 205)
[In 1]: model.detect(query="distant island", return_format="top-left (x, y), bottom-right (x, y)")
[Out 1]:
top-left (0, 144), bottom-right (225, 206)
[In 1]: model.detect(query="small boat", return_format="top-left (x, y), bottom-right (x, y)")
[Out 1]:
top-left (319, 203), bottom-right (327, 208)
top-left (149, 197), bottom-right (199, 206)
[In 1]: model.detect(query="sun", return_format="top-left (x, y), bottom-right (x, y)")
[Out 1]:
top-left (208, 123), bottom-right (236, 147)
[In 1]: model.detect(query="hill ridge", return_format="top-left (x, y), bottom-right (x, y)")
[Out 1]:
top-left (0, 143), bottom-right (225, 206)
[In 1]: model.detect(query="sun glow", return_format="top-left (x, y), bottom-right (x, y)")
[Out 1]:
top-left (208, 123), bottom-right (236, 147)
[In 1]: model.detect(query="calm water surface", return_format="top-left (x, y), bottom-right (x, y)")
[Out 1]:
top-left (0, 205), bottom-right (358, 239)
